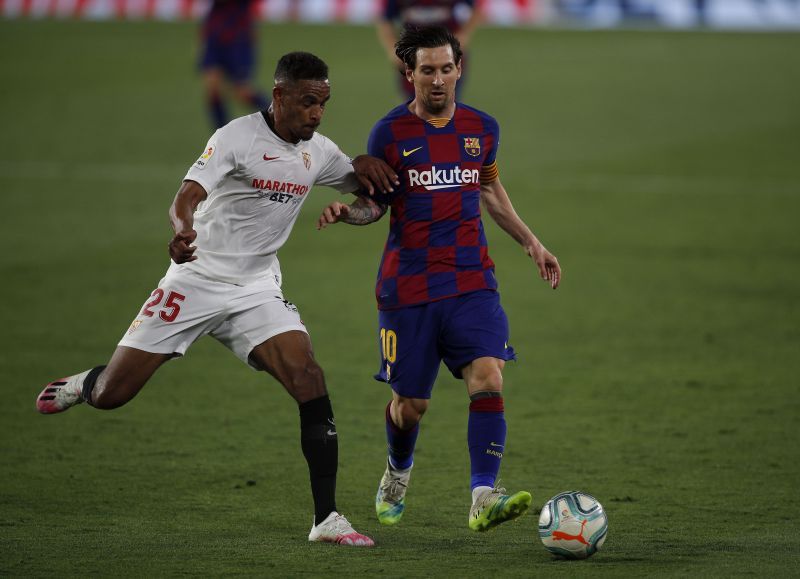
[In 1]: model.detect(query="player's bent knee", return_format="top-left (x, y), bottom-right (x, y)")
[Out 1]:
top-left (280, 361), bottom-right (327, 403)
top-left (481, 370), bottom-right (504, 392)
top-left (465, 359), bottom-right (505, 395)
top-left (395, 398), bottom-right (428, 428)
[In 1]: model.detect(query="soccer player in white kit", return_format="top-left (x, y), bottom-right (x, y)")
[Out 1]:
top-left (35, 52), bottom-right (399, 547)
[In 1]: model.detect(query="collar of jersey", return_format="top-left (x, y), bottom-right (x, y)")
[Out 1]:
top-left (404, 100), bottom-right (456, 129)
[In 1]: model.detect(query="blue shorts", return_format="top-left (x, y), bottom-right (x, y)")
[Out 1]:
top-left (200, 38), bottom-right (255, 83)
top-left (374, 290), bottom-right (516, 399)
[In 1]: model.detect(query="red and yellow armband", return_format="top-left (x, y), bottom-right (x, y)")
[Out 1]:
top-left (480, 162), bottom-right (499, 184)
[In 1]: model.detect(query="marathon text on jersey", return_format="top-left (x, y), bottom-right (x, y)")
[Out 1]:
top-left (407, 165), bottom-right (480, 191)
top-left (252, 178), bottom-right (309, 196)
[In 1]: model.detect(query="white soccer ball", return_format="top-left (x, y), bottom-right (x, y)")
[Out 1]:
top-left (538, 491), bottom-right (608, 559)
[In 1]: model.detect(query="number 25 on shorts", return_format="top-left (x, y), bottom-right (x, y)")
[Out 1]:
top-left (141, 288), bottom-right (186, 323)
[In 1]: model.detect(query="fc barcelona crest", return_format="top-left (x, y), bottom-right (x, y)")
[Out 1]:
top-left (464, 137), bottom-right (481, 157)
top-left (302, 152), bottom-right (311, 170)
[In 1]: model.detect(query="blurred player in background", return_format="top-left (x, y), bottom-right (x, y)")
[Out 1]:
top-left (37, 52), bottom-right (399, 547)
top-left (201, 0), bottom-right (270, 128)
top-left (318, 26), bottom-right (561, 531)
top-left (376, 0), bottom-right (482, 100)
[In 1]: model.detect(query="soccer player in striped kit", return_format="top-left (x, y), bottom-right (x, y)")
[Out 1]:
top-left (318, 26), bottom-right (561, 532)
top-left (200, 0), bottom-right (269, 128)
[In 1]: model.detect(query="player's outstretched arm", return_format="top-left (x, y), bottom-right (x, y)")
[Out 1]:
top-left (480, 178), bottom-right (561, 289)
top-left (352, 155), bottom-right (399, 196)
top-left (168, 180), bottom-right (208, 264)
top-left (317, 195), bottom-right (387, 230)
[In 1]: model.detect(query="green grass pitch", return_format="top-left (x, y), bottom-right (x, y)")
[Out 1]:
top-left (1, 20), bottom-right (799, 577)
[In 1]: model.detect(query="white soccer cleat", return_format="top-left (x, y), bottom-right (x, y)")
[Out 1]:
top-left (468, 486), bottom-right (532, 532)
top-left (376, 460), bottom-right (411, 525)
top-left (36, 370), bottom-right (91, 414)
top-left (308, 512), bottom-right (375, 547)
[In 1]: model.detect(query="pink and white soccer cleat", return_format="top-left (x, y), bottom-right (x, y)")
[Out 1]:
top-left (308, 512), bottom-right (375, 547)
top-left (36, 370), bottom-right (91, 414)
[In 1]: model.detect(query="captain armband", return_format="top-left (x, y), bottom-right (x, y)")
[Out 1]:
top-left (480, 162), bottom-right (499, 184)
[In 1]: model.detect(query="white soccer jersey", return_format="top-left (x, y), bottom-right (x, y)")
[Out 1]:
top-left (168, 111), bottom-right (360, 285)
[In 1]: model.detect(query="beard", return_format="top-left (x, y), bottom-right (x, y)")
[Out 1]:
top-left (422, 91), bottom-right (451, 114)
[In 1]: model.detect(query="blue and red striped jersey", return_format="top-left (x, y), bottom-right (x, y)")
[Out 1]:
top-left (367, 102), bottom-right (501, 310)
top-left (383, 0), bottom-right (476, 32)
top-left (203, 0), bottom-right (255, 45)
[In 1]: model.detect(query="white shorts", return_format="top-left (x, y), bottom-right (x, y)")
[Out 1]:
top-left (118, 268), bottom-right (307, 369)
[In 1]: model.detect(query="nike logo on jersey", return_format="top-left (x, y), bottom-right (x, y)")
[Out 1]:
top-left (263, 154), bottom-right (279, 161)
top-left (402, 146), bottom-right (423, 157)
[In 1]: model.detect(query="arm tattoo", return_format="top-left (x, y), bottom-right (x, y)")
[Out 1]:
top-left (341, 195), bottom-right (387, 225)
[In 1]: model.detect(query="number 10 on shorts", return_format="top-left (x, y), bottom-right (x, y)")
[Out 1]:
top-left (380, 328), bottom-right (397, 363)
top-left (380, 328), bottom-right (397, 380)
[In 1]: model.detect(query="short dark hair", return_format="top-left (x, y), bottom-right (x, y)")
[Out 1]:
top-left (274, 52), bottom-right (329, 84)
top-left (395, 25), bottom-right (463, 70)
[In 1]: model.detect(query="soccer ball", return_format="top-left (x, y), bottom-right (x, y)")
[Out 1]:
top-left (538, 491), bottom-right (608, 559)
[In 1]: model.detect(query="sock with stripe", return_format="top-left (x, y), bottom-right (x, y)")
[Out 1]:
top-left (385, 401), bottom-right (418, 471)
top-left (468, 392), bottom-right (506, 492)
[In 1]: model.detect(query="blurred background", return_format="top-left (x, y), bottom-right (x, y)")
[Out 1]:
top-left (1, 0), bottom-right (798, 576)
top-left (3, 0), bottom-right (800, 28)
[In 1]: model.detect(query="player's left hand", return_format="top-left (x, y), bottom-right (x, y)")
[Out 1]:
top-left (352, 155), bottom-right (399, 196)
top-left (528, 243), bottom-right (561, 290)
top-left (169, 229), bottom-right (198, 264)
top-left (317, 201), bottom-right (350, 230)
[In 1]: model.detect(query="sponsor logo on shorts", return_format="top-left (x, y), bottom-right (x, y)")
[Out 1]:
top-left (275, 297), bottom-right (298, 312)
top-left (127, 320), bottom-right (142, 335)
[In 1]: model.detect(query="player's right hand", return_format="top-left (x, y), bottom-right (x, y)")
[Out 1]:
top-left (317, 202), bottom-right (350, 230)
top-left (528, 243), bottom-right (561, 290)
top-left (352, 155), bottom-right (399, 196)
top-left (169, 229), bottom-right (198, 263)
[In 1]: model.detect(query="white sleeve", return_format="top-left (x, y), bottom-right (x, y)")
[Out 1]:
top-left (315, 137), bottom-right (360, 193)
top-left (184, 129), bottom-right (237, 194)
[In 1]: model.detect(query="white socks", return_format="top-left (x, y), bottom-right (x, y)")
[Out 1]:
top-left (472, 485), bottom-right (493, 505)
